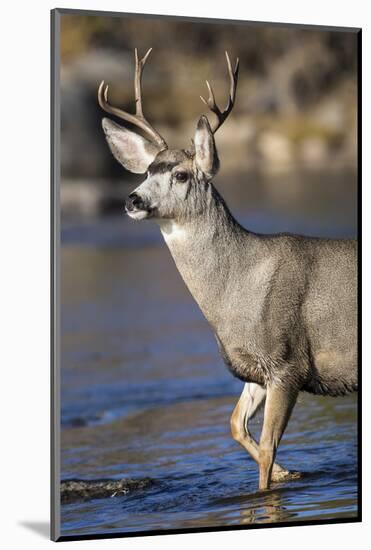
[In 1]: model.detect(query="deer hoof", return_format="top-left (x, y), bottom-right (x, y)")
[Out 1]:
top-left (271, 470), bottom-right (302, 483)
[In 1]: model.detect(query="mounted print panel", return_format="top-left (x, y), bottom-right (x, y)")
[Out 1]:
top-left (51, 8), bottom-right (360, 542)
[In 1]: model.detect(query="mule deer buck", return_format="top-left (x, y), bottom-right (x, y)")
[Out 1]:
top-left (98, 49), bottom-right (357, 490)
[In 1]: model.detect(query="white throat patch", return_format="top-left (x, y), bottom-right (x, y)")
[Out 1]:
top-left (159, 220), bottom-right (187, 244)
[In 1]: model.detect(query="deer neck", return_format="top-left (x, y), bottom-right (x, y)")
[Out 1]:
top-left (158, 187), bottom-right (249, 327)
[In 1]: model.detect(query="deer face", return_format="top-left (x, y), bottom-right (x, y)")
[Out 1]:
top-left (102, 116), bottom-right (219, 222)
top-left (99, 49), bottom-right (238, 222)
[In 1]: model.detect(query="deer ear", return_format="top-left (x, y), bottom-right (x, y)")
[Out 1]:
top-left (194, 115), bottom-right (219, 180)
top-left (102, 118), bottom-right (160, 174)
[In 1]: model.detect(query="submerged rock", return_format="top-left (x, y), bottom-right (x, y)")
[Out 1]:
top-left (61, 478), bottom-right (153, 504)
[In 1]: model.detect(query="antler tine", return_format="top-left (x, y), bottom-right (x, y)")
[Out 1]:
top-left (98, 48), bottom-right (167, 150)
top-left (134, 47), bottom-right (152, 118)
top-left (200, 51), bottom-right (240, 134)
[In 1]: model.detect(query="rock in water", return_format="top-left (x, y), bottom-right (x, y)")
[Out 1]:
top-left (61, 478), bottom-right (153, 503)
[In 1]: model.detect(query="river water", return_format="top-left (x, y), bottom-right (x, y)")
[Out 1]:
top-left (60, 171), bottom-right (358, 537)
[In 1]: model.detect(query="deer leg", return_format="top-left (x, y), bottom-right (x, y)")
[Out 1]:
top-left (258, 383), bottom-right (299, 490)
top-left (230, 383), bottom-right (288, 478)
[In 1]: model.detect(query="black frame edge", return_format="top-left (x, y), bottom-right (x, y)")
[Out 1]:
top-left (356, 27), bottom-right (362, 523)
top-left (54, 7), bottom-right (361, 33)
top-left (51, 7), bottom-right (61, 543)
top-left (57, 516), bottom-right (361, 543)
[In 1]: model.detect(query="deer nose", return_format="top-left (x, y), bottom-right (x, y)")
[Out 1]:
top-left (126, 192), bottom-right (144, 210)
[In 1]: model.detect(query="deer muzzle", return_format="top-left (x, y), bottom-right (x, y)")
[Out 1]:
top-left (125, 192), bottom-right (152, 220)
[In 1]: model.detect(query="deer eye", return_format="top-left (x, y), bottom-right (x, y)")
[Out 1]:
top-left (174, 171), bottom-right (188, 183)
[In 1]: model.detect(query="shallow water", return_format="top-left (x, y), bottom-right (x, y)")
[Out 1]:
top-left (60, 171), bottom-right (358, 537)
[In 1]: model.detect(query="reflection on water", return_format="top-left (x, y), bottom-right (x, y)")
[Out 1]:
top-left (60, 171), bottom-right (358, 536)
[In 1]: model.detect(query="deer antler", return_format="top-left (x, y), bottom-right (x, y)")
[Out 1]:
top-left (98, 48), bottom-right (167, 150)
top-left (200, 51), bottom-right (239, 134)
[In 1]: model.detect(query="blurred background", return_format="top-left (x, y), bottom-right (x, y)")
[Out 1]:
top-left (60, 12), bottom-right (358, 538)
top-left (60, 13), bottom-right (357, 221)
